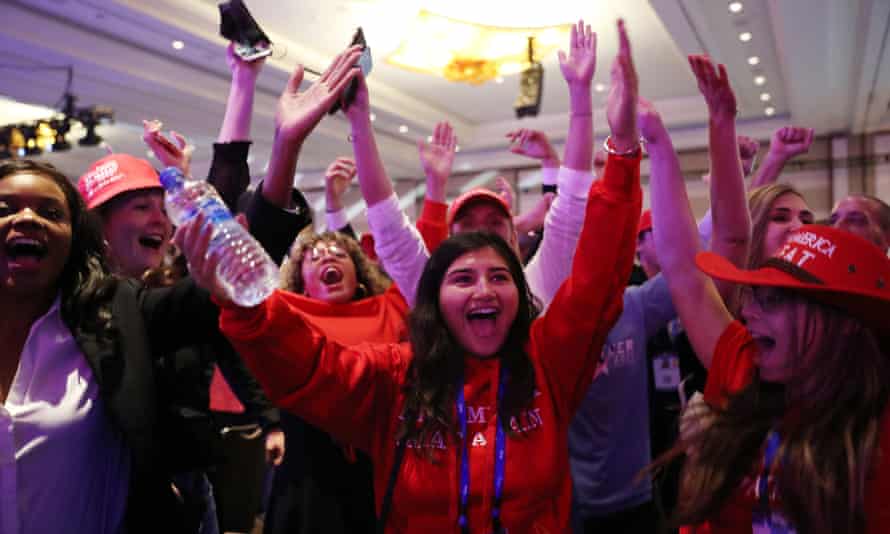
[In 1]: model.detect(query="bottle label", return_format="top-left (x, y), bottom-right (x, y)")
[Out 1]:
top-left (197, 197), bottom-right (233, 224)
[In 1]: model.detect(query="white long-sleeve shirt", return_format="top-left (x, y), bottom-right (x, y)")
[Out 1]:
top-left (366, 166), bottom-right (595, 308)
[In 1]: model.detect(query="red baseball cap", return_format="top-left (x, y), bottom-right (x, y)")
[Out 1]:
top-left (447, 188), bottom-right (512, 227)
top-left (638, 209), bottom-right (653, 236)
top-left (78, 154), bottom-right (161, 210)
top-left (697, 225), bottom-right (890, 330)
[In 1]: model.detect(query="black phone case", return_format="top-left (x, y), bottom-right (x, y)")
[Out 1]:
top-left (219, 0), bottom-right (270, 46)
top-left (329, 27), bottom-right (367, 115)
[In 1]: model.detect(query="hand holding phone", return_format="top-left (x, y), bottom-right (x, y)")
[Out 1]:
top-left (330, 27), bottom-right (373, 114)
top-left (219, 0), bottom-right (272, 62)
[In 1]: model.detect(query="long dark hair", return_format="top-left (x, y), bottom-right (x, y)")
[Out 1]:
top-left (398, 232), bottom-right (540, 455)
top-left (0, 160), bottom-right (116, 341)
top-left (662, 292), bottom-right (890, 533)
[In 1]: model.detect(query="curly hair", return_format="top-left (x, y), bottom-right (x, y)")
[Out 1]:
top-left (280, 230), bottom-right (390, 299)
top-left (0, 160), bottom-right (116, 342)
top-left (398, 232), bottom-right (541, 458)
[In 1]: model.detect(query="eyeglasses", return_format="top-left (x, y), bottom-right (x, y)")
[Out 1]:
top-left (740, 286), bottom-right (788, 311)
top-left (304, 242), bottom-right (348, 263)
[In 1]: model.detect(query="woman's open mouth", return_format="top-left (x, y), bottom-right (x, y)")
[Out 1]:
top-left (5, 236), bottom-right (48, 269)
top-left (466, 307), bottom-right (500, 337)
top-left (321, 265), bottom-right (344, 285)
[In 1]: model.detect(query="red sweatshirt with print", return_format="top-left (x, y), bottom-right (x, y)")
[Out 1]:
top-left (220, 153), bottom-right (642, 533)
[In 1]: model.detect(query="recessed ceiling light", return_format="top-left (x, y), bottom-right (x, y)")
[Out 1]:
top-left (369, 113), bottom-right (377, 122)
top-left (739, 32), bottom-right (752, 42)
top-left (747, 55), bottom-right (760, 66)
top-left (398, 125), bottom-right (409, 134)
top-left (427, 135), bottom-right (434, 143)
top-left (455, 145), bottom-right (461, 153)
top-left (172, 40), bottom-right (185, 50)
top-left (594, 83), bottom-right (607, 93)
top-left (764, 106), bottom-right (776, 116)
top-left (760, 92), bottom-right (771, 102)
top-left (729, 2), bottom-right (743, 13)
top-left (754, 75), bottom-right (766, 86)
top-left (495, 76), bottom-right (504, 84)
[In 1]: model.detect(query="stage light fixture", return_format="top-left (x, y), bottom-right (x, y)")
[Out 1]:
top-left (514, 37), bottom-right (544, 118)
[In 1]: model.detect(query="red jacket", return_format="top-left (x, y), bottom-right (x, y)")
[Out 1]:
top-left (220, 153), bottom-right (642, 533)
top-left (694, 321), bottom-right (890, 533)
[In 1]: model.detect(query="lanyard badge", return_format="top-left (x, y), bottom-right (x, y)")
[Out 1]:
top-left (751, 431), bottom-right (797, 533)
top-left (456, 365), bottom-right (508, 534)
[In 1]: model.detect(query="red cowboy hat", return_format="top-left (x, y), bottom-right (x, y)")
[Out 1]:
top-left (697, 225), bottom-right (890, 331)
top-left (446, 188), bottom-right (512, 227)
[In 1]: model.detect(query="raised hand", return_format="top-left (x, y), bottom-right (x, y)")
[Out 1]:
top-left (768, 126), bottom-right (814, 160)
top-left (606, 19), bottom-right (640, 152)
top-left (558, 20), bottom-right (597, 88)
top-left (737, 135), bottom-right (760, 176)
top-left (325, 156), bottom-right (356, 212)
top-left (419, 121), bottom-right (457, 202)
top-left (495, 176), bottom-right (516, 213)
top-left (275, 45), bottom-right (363, 146)
top-left (226, 42), bottom-right (265, 83)
top-left (505, 129), bottom-right (560, 168)
top-left (688, 55), bottom-right (737, 123)
top-left (143, 120), bottom-right (193, 175)
top-left (174, 212), bottom-right (231, 305)
top-left (637, 97), bottom-right (668, 144)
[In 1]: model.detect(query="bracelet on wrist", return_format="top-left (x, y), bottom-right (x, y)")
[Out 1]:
top-left (603, 136), bottom-right (643, 157)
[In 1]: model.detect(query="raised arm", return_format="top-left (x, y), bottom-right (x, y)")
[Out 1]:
top-left (749, 126), bottom-right (814, 189)
top-left (643, 99), bottom-right (733, 369)
top-left (323, 156), bottom-right (358, 237)
top-left (173, 214), bottom-right (401, 452)
top-left (202, 44), bottom-right (267, 210)
top-left (348, 73), bottom-right (429, 305)
top-left (217, 43), bottom-right (265, 143)
top-left (523, 20), bottom-right (598, 307)
top-left (416, 121), bottom-right (457, 252)
top-left (263, 46), bottom-right (363, 209)
top-left (531, 19), bottom-right (642, 419)
top-left (688, 55), bottom-right (750, 310)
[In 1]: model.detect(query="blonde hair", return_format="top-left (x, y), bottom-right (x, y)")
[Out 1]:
top-left (746, 184), bottom-right (806, 269)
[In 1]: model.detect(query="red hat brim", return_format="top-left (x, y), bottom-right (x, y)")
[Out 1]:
top-left (696, 251), bottom-right (890, 332)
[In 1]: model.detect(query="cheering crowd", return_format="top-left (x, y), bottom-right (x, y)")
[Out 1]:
top-left (3, 16), bottom-right (890, 534)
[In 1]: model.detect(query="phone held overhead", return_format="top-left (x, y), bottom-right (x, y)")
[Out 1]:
top-left (219, 0), bottom-right (272, 61)
top-left (329, 27), bottom-right (373, 114)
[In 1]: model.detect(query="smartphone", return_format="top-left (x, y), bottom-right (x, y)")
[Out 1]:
top-left (219, 0), bottom-right (272, 61)
top-left (234, 41), bottom-right (272, 62)
top-left (330, 27), bottom-right (372, 114)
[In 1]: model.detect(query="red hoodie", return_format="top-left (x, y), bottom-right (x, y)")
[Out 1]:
top-left (220, 153), bottom-right (642, 533)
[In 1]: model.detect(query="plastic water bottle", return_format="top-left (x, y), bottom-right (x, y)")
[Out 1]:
top-left (159, 167), bottom-right (278, 307)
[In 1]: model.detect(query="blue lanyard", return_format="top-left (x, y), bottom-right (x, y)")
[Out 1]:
top-left (456, 364), bottom-right (507, 533)
top-left (758, 430), bottom-right (781, 510)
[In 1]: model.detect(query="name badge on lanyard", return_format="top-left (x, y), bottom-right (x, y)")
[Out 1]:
top-left (751, 431), bottom-right (797, 533)
top-left (652, 352), bottom-right (681, 392)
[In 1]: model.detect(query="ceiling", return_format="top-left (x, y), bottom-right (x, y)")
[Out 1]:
top-left (1, 0), bottom-right (888, 202)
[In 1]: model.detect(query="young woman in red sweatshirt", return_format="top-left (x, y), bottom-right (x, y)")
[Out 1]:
top-left (179, 19), bottom-right (643, 533)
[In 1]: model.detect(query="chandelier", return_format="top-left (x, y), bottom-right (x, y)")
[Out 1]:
top-left (385, 10), bottom-right (571, 84)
